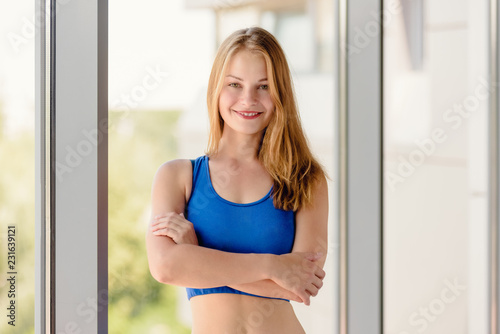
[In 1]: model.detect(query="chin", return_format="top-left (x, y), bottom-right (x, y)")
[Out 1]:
top-left (227, 125), bottom-right (267, 137)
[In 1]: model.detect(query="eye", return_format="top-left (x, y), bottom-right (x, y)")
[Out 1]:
top-left (259, 84), bottom-right (269, 90)
top-left (229, 83), bottom-right (240, 88)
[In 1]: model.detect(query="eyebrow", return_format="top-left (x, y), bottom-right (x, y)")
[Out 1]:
top-left (226, 74), bottom-right (268, 82)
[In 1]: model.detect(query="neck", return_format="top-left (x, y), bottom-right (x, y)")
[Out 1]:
top-left (216, 128), bottom-right (264, 161)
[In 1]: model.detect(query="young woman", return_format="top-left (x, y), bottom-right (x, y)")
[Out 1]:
top-left (146, 27), bottom-right (329, 333)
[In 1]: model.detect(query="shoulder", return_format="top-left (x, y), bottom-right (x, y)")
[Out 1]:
top-left (297, 173), bottom-right (328, 215)
top-left (153, 159), bottom-right (194, 195)
top-left (313, 173), bottom-right (328, 199)
top-left (153, 159), bottom-right (193, 205)
top-left (156, 158), bottom-right (193, 178)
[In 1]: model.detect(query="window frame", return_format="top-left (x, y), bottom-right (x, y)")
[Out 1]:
top-left (35, 0), bottom-right (108, 332)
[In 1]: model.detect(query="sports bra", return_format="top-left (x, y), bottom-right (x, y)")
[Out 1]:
top-left (185, 155), bottom-right (295, 301)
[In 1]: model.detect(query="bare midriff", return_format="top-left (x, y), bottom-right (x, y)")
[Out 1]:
top-left (189, 293), bottom-right (305, 334)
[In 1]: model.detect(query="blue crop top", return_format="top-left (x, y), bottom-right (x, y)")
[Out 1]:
top-left (185, 155), bottom-right (295, 301)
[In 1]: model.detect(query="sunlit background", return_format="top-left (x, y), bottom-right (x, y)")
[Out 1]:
top-left (0, 0), bottom-right (491, 333)
top-left (108, 0), bottom-right (336, 332)
top-left (0, 1), bottom-right (36, 333)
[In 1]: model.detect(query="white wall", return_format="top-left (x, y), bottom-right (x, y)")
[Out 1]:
top-left (383, 0), bottom-right (489, 333)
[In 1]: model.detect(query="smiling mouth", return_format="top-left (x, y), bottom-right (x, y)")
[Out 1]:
top-left (233, 110), bottom-right (263, 117)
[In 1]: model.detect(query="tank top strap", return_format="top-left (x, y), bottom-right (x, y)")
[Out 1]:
top-left (188, 155), bottom-right (208, 205)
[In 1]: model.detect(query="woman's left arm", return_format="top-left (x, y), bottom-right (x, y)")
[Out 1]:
top-left (228, 175), bottom-right (329, 304)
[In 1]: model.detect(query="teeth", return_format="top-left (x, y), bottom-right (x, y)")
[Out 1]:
top-left (241, 112), bottom-right (258, 116)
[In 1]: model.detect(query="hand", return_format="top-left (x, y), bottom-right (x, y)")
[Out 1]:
top-left (269, 252), bottom-right (325, 306)
top-left (151, 212), bottom-right (199, 245)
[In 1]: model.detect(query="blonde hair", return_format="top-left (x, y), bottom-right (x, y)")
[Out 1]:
top-left (206, 27), bottom-right (325, 211)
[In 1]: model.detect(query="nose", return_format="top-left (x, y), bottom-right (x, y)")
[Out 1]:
top-left (239, 87), bottom-right (257, 106)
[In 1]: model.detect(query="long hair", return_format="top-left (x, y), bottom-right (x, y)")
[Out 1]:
top-left (206, 27), bottom-right (325, 211)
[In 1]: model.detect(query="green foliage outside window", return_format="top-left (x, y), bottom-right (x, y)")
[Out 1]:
top-left (0, 108), bottom-right (190, 333)
top-left (108, 110), bottom-right (190, 334)
top-left (0, 106), bottom-right (35, 334)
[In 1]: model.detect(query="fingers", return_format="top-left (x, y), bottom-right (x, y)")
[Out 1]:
top-left (289, 278), bottom-right (319, 306)
top-left (315, 267), bottom-right (326, 280)
top-left (289, 294), bottom-right (304, 304)
top-left (297, 291), bottom-right (311, 306)
top-left (151, 212), bottom-right (189, 232)
top-left (308, 272), bottom-right (325, 296)
top-left (150, 212), bottom-right (199, 245)
top-left (151, 214), bottom-right (182, 237)
top-left (151, 212), bottom-right (186, 226)
top-left (152, 221), bottom-right (178, 234)
top-left (300, 270), bottom-right (323, 300)
top-left (296, 255), bottom-right (326, 304)
top-left (312, 274), bottom-right (324, 290)
top-left (306, 284), bottom-right (319, 297)
top-left (270, 258), bottom-right (325, 305)
top-left (152, 220), bottom-right (182, 233)
top-left (153, 227), bottom-right (175, 237)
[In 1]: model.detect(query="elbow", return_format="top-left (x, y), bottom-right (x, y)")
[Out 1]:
top-left (146, 235), bottom-right (179, 284)
top-left (146, 239), bottom-right (187, 285)
top-left (148, 255), bottom-right (176, 284)
top-left (149, 264), bottom-right (174, 284)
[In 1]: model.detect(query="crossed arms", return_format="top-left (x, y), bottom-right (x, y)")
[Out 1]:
top-left (145, 159), bottom-right (329, 305)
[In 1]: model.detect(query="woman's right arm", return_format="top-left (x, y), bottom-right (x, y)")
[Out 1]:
top-left (145, 160), bottom-right (324, 302)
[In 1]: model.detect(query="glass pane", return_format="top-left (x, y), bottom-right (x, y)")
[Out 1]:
top-left (0, 1), bottom-right (35, 333)
top-left (383, 0), bottom-right (489, 333)
top-left (109, 0), bottom-right (337, 333)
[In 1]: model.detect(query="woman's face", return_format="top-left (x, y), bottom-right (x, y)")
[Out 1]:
top-left (218, 49), bottom-right (275, 137)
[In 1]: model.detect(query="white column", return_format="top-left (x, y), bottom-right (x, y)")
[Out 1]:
top-left (35, 0), bottom-right (108, 332)
top-left (494, 0), bottom-right (500, 332)
top-left (340, 0), bottom-right (383, 332)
